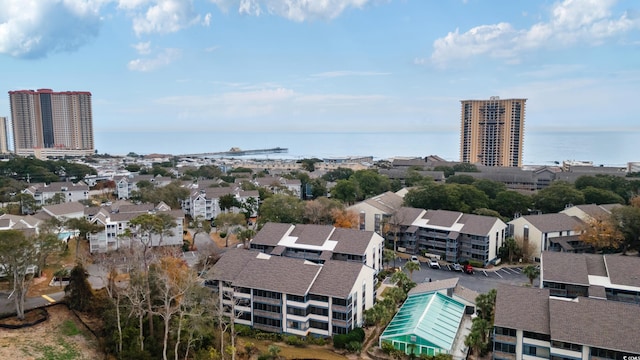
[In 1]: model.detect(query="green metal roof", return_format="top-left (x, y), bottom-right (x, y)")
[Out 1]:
top-left (380, 291), bottom-right (465, 351)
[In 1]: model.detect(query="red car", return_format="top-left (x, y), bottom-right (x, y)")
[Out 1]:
top-left (463, 264), bottom-right (474, 274)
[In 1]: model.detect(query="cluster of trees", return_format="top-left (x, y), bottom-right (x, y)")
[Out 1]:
top-left (0, 157), bottom-right (97, 202)
top-left (404, 173), bottom-right (640, 221)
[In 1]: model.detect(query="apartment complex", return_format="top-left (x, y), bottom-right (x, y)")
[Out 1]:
top-left (460, 96), bottom-right (526, 167)
top-left (493, 252), bottom-right (640, 360)
top-left (8, 89), bottom-right (94, 157)
top-left (389, 207), bottom-right (507, 265)
top-left (208, 248), bottom-right (376, 337)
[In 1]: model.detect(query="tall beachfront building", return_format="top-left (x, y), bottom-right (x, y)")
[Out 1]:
top-left (460, 96), bottom-right (526, 167)
top-left (9, 89), bottom-right (94, 158)
top-left (0, 116), bottom-right (11, 154)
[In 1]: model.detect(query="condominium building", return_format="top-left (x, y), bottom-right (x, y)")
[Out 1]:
top-left (208, 248), bottom-right (376, 337)
top-left (389, 207), bottom-right (507, 265)
top-left (460, 96), bottom-right (526, 167)
top-left (0, 116), bottom-right (11, 153)
top-left (8, 89), bottom-right (94, 158)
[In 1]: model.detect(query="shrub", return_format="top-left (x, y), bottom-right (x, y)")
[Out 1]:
top-left (235, 324), bottom-right (254, 337)
top-left (350, 327), bottom-right (365, 342)
top-left (333, 334), bottom-right (348, 349)
top-left (284, 335), bottom-right (305, 347)
top-left (381, 341), bottom-right (395, 354)
top-left (346, 341), bottom-right (363, 354)
top-left (306, 336), bottom-right (326, 346)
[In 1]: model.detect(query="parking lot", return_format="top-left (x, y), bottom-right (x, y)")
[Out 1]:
top-left (394, 257), bottom-right (535, 294)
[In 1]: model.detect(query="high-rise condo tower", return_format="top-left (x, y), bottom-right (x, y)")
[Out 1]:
top-left (460, 96), bottom-right (526, 167)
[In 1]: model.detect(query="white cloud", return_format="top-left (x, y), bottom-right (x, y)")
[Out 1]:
top-left (430, 0), bottom-right (640, 66)
top-left (211, 0), bottom-right (373, 22)
top-left (0, 0), bottom-right (103, 58)
top-left (128, 48), bottom-right (181, 71)
top-left (203, 12), bottom-right (212, 26)
top-left (132, 0), bottom-right (200, 35)
top-left (132, 41), bottom-right (151, 54)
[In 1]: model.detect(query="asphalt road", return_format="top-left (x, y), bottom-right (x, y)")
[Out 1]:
top-left (394, 257), bottom-right (538, 294)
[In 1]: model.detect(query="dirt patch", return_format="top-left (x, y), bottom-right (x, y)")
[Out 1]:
top-left (0, 305), bottom-right (102, 360)
top-left (211, 232), bottom-right (240, 249)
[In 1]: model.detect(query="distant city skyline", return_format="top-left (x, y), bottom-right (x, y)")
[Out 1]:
top-left (1, 1), bottom-right (639, 150)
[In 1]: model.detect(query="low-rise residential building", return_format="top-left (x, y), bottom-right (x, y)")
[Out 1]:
top-left (493, 284), bottom-right (640, 360)
top-left (249, 222), bottom-right (384, 273)
top-left (22, 182), bottom-right (90, 205)
top-left (41, 202), bottom-right (86, 220)
top-left (508, 213), bottom-right (585, 260)
top-left (559, 203), bottom-right (622, 222)
top-left (116, 174), bottom-right (172, 199)
top-left (88, 203), bottom-right (184, 253)
top-left (208, 248), bottom-right (376, 337)
top-left (181, 186), bottom-right (259, 221)
top-left (540, 251), bottom-right (640, 304)
top-left (250, 176), bottom-right (302, 198)
top-left (347, 191), bottom-right (404, 234)
top-left (390, 207), bottom-right (507, 265)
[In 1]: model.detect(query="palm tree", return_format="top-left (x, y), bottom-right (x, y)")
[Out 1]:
top-left (383, 249), bottom-right (396, 270)
top-left (404, 261), bottom-right (420, 281)
top-left (523, 265), bottom-right (540, 286)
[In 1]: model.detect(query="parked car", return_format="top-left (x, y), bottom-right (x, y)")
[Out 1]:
top-left (410, 255), bottom-right (420, 264)
top-left (452, 263), bottom-right (463, 272)
top-left (428, 258), bottom-right (441, 269)
top-left (463, 264), bottom-right (474, 274)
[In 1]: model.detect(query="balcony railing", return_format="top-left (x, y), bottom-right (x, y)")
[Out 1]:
top-left (254, 296), bottom-right (281, 305)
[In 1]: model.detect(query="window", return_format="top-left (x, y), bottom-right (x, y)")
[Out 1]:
top-left (551, 341), bottom-right (581, 352)
top-left (287, 294), bottom-right (306, 303)
top-left (523, 331), bottom-right (550, 341)
top-left (495, 327), bottom-right (516, 337)
top-left (523, 344), bottom-right (550, 358)
top-left (494, 342), bottom-right (516, 354)
top-left (309, 320), bottom-right (328, 331)
top-left (309, 306), bottom-right (328, 316)
top-left (591, 347), bottom-right (634, 360)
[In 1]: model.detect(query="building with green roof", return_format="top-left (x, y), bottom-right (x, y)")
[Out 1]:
top-left (379, 291), bottom-right (467, 356)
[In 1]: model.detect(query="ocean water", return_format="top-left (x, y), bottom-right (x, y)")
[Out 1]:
top-left (94, 130), bottom-right (640, 167)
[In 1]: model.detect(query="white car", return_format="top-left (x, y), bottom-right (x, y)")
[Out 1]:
top-left (410, 256), bottom-right (420, 264)
top-left (452, 263), bottom-right (463, 272)
top-left (428, 258), bottom-right (441, 269)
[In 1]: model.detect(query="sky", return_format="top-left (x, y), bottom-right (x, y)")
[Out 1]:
top-left (1, 0), bottom-right (639, 140)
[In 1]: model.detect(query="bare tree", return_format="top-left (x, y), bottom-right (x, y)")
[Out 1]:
top-left (0, 230), bottom-right (38, 320)
top-left (150, 257), bottom-right (198, 360)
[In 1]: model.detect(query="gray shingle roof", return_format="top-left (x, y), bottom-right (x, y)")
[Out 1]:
top-left (310, 260), bottom-right (366, 298)
top-left (250, 223), bottom-right (293, 246)
top-left (290, 224), bottom-right (334, 246)
top-left (331, 228), bottom-right (377, 255)
top-left (550, 297), bottom-right (640, 353)
top-left (251, 222), bottom-right (377, 256)
top-left (423, 210), bottom-right (463, 227)
top-left (362, 191), bottom-right (404, 213)
top-left (458, 213), bottom-right (502, 236)
top-left (494, 285), bottom-right (550, 335)
top-left (605, 254), bottom-right (640, 288)
top-left (212, 249), bottom-right (366, 298)
top-left (519, 213), bottom-right (584, 232)
top-left (541, 251), bottom-right (590, 286)
top-left (395, 207), bottom-right (425, 225)
top-left (408, 278), bottom-right (459, 296)
top-left (41, 202), bottom-right (85, 217)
